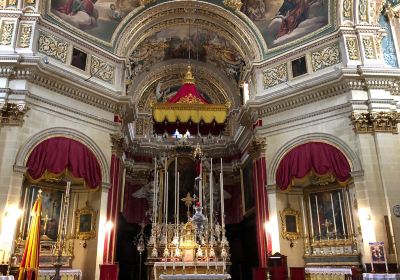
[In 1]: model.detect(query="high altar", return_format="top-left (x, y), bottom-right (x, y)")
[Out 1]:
top-left (143, 144), bottom-right (231, 280)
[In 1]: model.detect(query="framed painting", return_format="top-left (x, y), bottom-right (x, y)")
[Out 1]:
top-left (280, 207), bottom-right (301, 241)
top-left (75, 202), bottom-right (97, 240)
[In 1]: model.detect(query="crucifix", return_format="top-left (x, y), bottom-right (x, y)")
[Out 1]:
top-left (181, 192), bottom-right (194, 220)
top-left (41, 214), bottom-right (51, 240)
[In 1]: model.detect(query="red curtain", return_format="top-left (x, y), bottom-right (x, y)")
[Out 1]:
top-left (167, 83), bottom-right (209, 104)
top-left (122, 182), bottom-right (148, 224)
top-left (224, 184), bottom-right (243, 224)
top-left (26, 137), bottom-right (102, 189)
top-left (276, 142), bottom-right (351, 190)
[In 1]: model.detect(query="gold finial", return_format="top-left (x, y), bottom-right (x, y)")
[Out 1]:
top-left (193, 143), bottom-right (203, 158)
top-left (183, 65), bottom-right (195, 84)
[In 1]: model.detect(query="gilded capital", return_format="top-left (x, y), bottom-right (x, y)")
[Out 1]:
top-left (223, 0), bottom-right (243, 10)
top-left (351, 111), bottom-right (400, 133)
top-left (110, 132), bottom-right (125, 154)
top-left (0, 102), bottom-right (28, 126)
top-left (248, 137), bottom-right (266, 159)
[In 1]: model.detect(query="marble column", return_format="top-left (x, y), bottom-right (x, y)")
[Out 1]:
top-left (248, 137), bottom-right (270, 268)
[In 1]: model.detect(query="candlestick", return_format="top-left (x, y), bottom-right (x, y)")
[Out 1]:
top-left (338, 192), bottom-right (346, 236)
top-left (314, 195), bottom-right (321, 238)
top-left (308, 195), bottom-right (314, 237)
top-left (330, 192), bottom-right (337, 237)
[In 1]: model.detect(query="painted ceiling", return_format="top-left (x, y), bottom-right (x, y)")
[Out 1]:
top-left (46, 0), bottom-right (333, 54)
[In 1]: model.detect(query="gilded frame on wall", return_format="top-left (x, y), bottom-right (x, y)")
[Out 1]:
top-left (280, 207), bottom-right (301, 241)
top-left (75, 202), bottom-right (97, 240)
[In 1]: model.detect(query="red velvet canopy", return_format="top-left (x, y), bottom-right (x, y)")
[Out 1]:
top-left (26, 137), bottom-right (102, 189)
top-left (276, 142), bottom-right (351, 190)
top-left (166, 83), bottom-right (209, 104)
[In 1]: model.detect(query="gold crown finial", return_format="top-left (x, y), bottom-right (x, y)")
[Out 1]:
top-left (183, 65), bottom-right (195, 84)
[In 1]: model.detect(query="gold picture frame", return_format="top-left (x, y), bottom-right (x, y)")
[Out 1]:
top-left (75, 202), bottom-right (97, 240)
top-left (280, 207), bottom-right (301, 241)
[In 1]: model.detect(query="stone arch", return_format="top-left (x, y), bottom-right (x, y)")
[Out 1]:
top-left (267, 133), bottom-right (363, 186)
top-left (14, 127), bottom-right (110, 188)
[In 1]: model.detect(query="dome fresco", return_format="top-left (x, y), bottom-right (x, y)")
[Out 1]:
top-left (46, 0), bottom-right (333, 53)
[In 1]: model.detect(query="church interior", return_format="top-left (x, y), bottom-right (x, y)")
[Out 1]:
top-left (0, 0), bottom-right (400, 279)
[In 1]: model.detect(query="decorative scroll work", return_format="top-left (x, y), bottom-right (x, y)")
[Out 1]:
top-left (351, 112), bottom-right (400, 133)
top-left (0, 102), bottom-right (28, 126)
top-left (346, 38), bottom-right (360, 60)
top-left (90, 56), bottom-right (115, 84)
top-left (311, 44), bottom-right (341, 72)
top-left (18, 24), bottom-right (32, 48)
top-left (223, 0), bottom-right (243, 10)
top-left (343, 0), bottom-right (353, 17)
top-left (362, 37), bottom-right (376, 59)
top-left (38, 32), bottom-right (68, 63)
top-left (359, 0), bottom-right (368, 21)
top-left (263, 63), bottom-right (288, 89)
top-left (0, 21), bottom-right (14, 46)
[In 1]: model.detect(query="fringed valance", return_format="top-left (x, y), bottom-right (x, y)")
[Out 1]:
top-left (276, 142), bottom-right (351, 190)
top-left (26, 137), bottom-right (102, 189)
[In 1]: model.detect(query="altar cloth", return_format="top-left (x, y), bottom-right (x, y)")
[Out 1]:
top-left (159, 274), bottom-right (231, 279)
top-left (0, 276), bottom-right (14, 280)
top-left (363, 273), bottom-right (400, 280)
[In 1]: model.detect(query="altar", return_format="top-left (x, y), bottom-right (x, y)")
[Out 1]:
top-left (153, 262), bottom-right (230, 280)
top-left (159, 274), bottom-right (231, 279)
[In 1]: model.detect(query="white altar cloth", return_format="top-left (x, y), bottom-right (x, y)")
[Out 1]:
top-left (363, 274), bottom-right (400, 280)
top-left (0, 276), bottom-right (14, 280)
top-left (154, 262), bottom-right (230, 280)
top-left (159, 274), bottom-right (231, 279)
top-left (305, 267), bottom-right (353, 275)
top-left (38, 269), bottom-right (82, 280)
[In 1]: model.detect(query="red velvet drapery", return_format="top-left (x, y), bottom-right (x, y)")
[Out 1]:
top-left (26, 137), bottom-right (102, 189)
top-left (167, 83), bottom-right (209, 104)
top-left (276, 142), bottom-right (351, 190)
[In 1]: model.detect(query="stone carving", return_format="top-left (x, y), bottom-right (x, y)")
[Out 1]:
top-left (38, 33), bottom-right (68, 63)
top-left (343, 0), bottom-right (352, 17)
top-left (18, 24), bottom-right (32, 48)
top-left (248, 137), bottom-right (267, 159)
top-left (362, 37), bottom-right (375, 59)
top-left (0, 22), bottom-right (14, 46)
top-left (223, 0), bottom-right (243, 10)
top-left (359, 0), bottom-right (367, 21)
top-left (263, 63), bottom-right (288, 89)
top-left (351, 112), bottom-right (399, 133)
top-left (369, 0), bottom-right (384, 24)
top-left (346, 38), bottom-right (360, 60)
top-left (110, 132), bottom-right (125, 153)
top-left (0, 102), bottom-right (28, 126)
top-left (311, 44), bottom-right (341, 72)
top-left (90, 56), bottom-right (115, 84)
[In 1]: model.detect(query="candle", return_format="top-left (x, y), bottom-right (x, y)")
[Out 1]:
top-left (330, 192), bottom-right (337, 237)
top-left (308, 196), bottom-right (314, 237)
top-left (20, 188), bottom-right (29, 233)
top-left (1, 250), bottom-right (5, 264)
top-left (166, 172), bottom-right (169, 226)
top-left (314, 195), bottom-right (321, 238)
top-left (210, 158), bottom-right (213, 230)
top-left (155, 170), bottom-right (159, 225)
top-left (338, 192), bottom-right (346, 236)
top-left (154, 158), bottom-right (157, 223)
top-left (177, 172), bottom-right (180, 226)
top-left (70, 193), bottom-right (78, 236)
top-left (199, 159), bottom-right (203, 207)
top-left (345, 189), bottom-right (354, 234)
top-left (220, 158), bottom-right (224, 228)
top-left (300, 197), bottom-right (307, 236)
top-left (175, 157), bottom-right (178, 226)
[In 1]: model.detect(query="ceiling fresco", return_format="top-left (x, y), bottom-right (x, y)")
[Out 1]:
top-left (128, 26), bottom-right (245, 85)
top-left (240, 0), bottom-right (329, 48)
top-left (47, 0), bottom-right (331, 51)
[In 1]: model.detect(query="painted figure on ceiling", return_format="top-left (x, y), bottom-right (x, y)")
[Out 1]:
top-left (275, 0), bottom-right (308, 38)
top-left (56, 0), bottom-right (99, 29)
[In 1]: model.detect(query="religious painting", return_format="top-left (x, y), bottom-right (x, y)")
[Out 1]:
top-left (75, 202), bottom-right (97, 240)
top-left (242, 160), bottom-right (255, 214)
top-left (280, 207), bottom-right (301, 241)
top-left (240, 0), bottom-right (329, 48)
top-left (369, 242), bottom-right (386, 263)
top-left (23, 186), bottom-right (63, 241)
top-left (129, 26), bottom-right (245, 83)
top-left (50, 0), bottom-right (140, 42)
top-left (308, 189), bottom-right (347, 240)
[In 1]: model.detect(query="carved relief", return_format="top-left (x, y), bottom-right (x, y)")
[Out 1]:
top-left (110, 132), bottom-right (125, 153)
top-left (369, 0), bottom-right (384, 24)
top-left (359, 0), bottom-right (367, 21)
top-left (346, 38), bottom-right (360, 60)
top-left (263, 63), bottom-right (288, 89)
top-left (362, 37), bottom-right (376, 59)
top-left (223, 0), bottom-right (243, 10)
top-left (90, 56), bottom-right (115, 84)
top-left (248, 137), bottom-right (266, 159)
top-left (375, 34), bottom-right (383, 59)
top-left (38, 33), bottom-right (68, 63)
top-left (311, 44), bottom-right (341, 72)
top-left (18, 24), bottom-right (32, 48)
top-left (351, 112), bottom-right (399, 133)
top-left (0, 102), bottom-right (28, 126)
top-left (0, 21), bottom-right (14, 46)
top-left (343, 0), bottom-right (352, 17)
